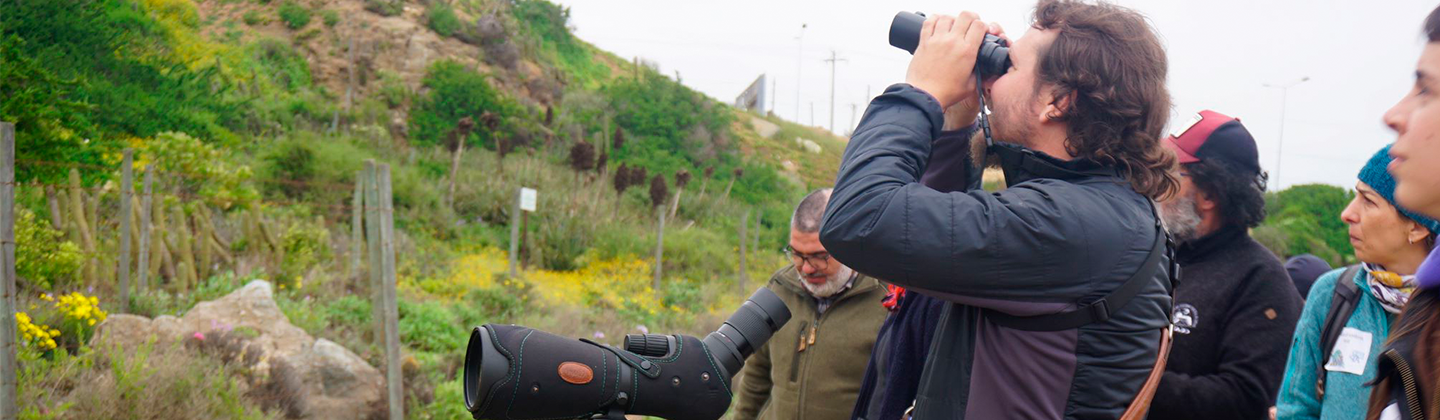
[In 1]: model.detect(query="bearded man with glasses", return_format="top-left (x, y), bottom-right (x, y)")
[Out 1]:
top-left (732, 188), bottom-right (889, 420)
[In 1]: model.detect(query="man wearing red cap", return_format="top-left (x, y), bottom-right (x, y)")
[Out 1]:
top-left (1149, 110), bottom-right (1304, 420)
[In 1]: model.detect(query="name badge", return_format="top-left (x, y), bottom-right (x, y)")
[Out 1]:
top-left (1323, 327), bottom-right (1372, 376)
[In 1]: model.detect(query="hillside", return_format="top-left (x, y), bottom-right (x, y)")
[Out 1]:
top-left (1, 0), bottom-right (852, 418)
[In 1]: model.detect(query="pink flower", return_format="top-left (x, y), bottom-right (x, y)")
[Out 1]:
top-left (636, 325), bottom-right (649, 334)
top-left (593, 331), bottom-right (605, 339)
top-left (193, 332), bottom-right (205, 341)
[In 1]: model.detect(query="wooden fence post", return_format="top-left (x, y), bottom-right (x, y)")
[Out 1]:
top-left (752, 209), bottom-right (762, 255)
top-left (507, 187), bottom-right (521, 278)
top-left (654, 208), bottom-right (665, 292)
top-left (44, 186), bottom-right (61, 230)
top-left (351, 172), bottom-right (363, 280)
top-left (377, 163), bottom-right (403, 420)
top-left (118, 149), bottom-right (133, 313)
top-left (67, 168), bottom-right (96, 285)
top-left (136, 166), bottom-right (153, 293)
top-left (1, 122), bottom-right (19, 420)
top-left (738, 209), bottom-right (748, 294)
top-left (363, 161), bottom-right (383, 345)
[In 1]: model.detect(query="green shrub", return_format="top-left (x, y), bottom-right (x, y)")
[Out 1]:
top-left (15, 209), bottom-right (82, 290)
top-left (277, 0), bottom-right (311, 29)
top-left (19, 343), bottom-right (272, 420)
top-left (296, 26), bottom-right (322, 41)
top-left (320, 9), bottom-right (339, 27)
top-left (1262, 184), bottom-right (1355, 264)
top-left (261, 141), bottom-right (317, 199)
top-left (278, 219), bottom-right (331, 284)
top-left (463, 286), bottom-right (526, 323)
top-left (376, 70), bottom-right (411, 108)
top-left (428, 3), bottom-right (460, 37)
top-left (409, 60), bottom-right (518, 149)
top-left (144, 131), bottom-right (258, 209)
top-left (510, 0), bottom-right (609, 86)
top-left (415, 377), bottom-right (469, 420)
top-left (363, 0), bottom-right (403, 16)
top-left (242, 9), bottom-right (266, 26)
top-left (3, 1), bottom-right (243, 184)
top-left (399, 300), bottom-right (465, 353)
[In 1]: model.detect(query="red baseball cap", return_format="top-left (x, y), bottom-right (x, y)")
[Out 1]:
top-left (1164, 110), bottom-right (1262, 176)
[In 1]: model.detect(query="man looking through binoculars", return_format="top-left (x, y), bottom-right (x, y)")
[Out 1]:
top-left (822, 1), bottom-right (1180, 418)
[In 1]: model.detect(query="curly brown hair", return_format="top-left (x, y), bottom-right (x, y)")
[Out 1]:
top-left (1032, 0), bottom-right (1179, 200)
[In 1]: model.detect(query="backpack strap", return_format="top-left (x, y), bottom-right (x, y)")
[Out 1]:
top-left (983, 201), bottom-right (1176, 331)
top-left (1314, 265), bottom-right (1363, 399)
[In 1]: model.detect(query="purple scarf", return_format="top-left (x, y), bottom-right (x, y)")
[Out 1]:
top-left (1420, 247), bottom-right (1440, 289)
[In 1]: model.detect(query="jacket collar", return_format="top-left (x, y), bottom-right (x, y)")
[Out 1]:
top-left (989, 141), bottom-right (1120, 185)
top-left (1175, 225), bottom-right (1247, 265)
top-left (772, 264), bottom-right (881, 301)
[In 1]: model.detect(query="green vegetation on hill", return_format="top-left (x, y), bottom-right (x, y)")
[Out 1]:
top-left (3, 0), bottom-right (837, 417)
top-left (1255, 184), bottom-right (1356, 266)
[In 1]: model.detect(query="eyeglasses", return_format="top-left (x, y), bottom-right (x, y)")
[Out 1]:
top-left (785, 246), bottom-right (832, 271)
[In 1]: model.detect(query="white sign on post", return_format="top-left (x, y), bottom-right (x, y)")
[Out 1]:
top-left (519, 187), bottom-right (538, 212)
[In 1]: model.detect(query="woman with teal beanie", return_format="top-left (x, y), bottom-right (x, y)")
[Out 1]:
top-left (1275, 145), bottom-right (1439, 420)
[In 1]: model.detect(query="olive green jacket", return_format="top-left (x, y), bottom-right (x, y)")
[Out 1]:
top-left (732, 265), bottom-right (888, 420)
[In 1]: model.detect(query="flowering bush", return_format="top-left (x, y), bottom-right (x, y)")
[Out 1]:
top-left (15, 209), bottom-right (82, 290)
top-left (32, 292), bottom-right (109, 351)
top-left (15, 312), bottom-right (60, 351)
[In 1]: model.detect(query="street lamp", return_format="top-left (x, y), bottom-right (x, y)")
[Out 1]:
top-left (795, 23), bottom-right (807, 123)
top-left (1262, 76), bottom-right (1310, 190)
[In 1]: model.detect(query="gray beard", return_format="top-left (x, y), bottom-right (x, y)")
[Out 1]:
top-left (1161, 194), bottom-right (1204, 244)
top-left (801, 266), bottom-right (854, 298)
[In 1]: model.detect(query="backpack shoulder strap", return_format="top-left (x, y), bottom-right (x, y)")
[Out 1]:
top-left (1314, 264), bottom-right (1363, 399)
top-left (983, 200), bottom-right (1175, 332)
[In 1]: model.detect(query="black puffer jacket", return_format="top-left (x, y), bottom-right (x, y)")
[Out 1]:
top-left (820, 84), bottom-right (1173, 419)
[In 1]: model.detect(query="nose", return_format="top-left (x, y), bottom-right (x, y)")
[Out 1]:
top-left (1383, 97), bottom-right (1408, 135)
top-left (800, 263), bottom-right (817, 274)
top-left (1341, 199), bottom-right (1361, 226)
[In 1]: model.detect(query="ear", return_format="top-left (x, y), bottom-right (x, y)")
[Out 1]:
top-left (1038, 87), bottom-right (1074, 124)
top-left (1406, 220), bottom-right (1433, 246)
top-left (1192, 188), bottom-right (1218, 213)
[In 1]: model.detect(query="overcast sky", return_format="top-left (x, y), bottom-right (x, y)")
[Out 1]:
top-left (556, 0), bottom-right (1435, 189)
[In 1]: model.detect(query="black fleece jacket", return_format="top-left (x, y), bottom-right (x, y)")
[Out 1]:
top-left (1148, 226), bottom-right (1303, 420)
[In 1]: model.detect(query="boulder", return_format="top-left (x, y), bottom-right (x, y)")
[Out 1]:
top-left (749, 117), bottom-right (780, 139)
top-left (93, 280), bottom-right (384, 420)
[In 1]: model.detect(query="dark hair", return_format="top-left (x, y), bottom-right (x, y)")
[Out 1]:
top-left (1428, 4), bottom-right (1440, 42)
top-left (1032, 0), bottom-right (1179, 200)
top-left (1365, 288), bottom-right (1440, 420)
top-left (1184, 159), bottom-right (1267, 229)
top-left (791, 188), bottom-right (832, 233)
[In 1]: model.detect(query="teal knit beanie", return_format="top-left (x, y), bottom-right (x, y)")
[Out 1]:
top-left (1358, 144), bottom-right (1440, 235)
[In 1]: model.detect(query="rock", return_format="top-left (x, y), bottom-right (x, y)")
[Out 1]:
top-left (92, 280), bottom-right (384, 420)
top-left (794, 137), bottom-right (823, 154)
top-left (749, 117), bottom-right (780, 139)
top-left (91, 314), bottom-right (162, 348)
top-left (292, 339), bottom-right (383, 416)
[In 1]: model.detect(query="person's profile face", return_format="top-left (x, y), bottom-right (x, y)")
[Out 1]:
top-left (1341, 181), bottom-right (1418, 266)
top-left (1386, 42), bottom-right (1440, 219)
top-left (983, 28), bottom-right (1056, 146)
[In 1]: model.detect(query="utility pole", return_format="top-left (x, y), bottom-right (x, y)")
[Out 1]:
top-left (1262, 76), bottom-right (1310, 191)
top-left (795, 23), bottom-right (807, 122)
top-left (824, 50), bottom-right (848, 134)
top-left (770, 76), bottom-right (777, 115)
top-left (810, 102), bottom-right (815, 127)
